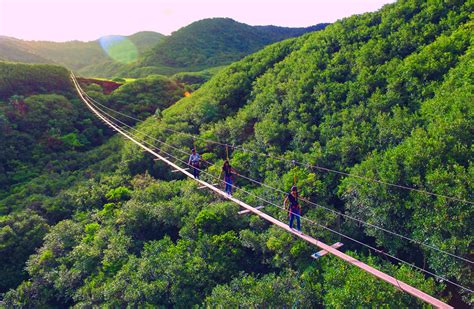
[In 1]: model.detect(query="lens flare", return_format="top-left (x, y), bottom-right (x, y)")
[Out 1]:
top-left (99, 35), bottom-right (138, 64)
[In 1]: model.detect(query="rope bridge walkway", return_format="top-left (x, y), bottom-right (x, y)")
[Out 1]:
top-left (71, 73), bottom-right (457, 308)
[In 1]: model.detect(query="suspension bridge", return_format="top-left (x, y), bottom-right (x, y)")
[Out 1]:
top-left (71, 72), bottom-right (466, 308)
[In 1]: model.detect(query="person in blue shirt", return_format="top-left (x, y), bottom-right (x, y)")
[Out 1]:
top-left (284, 186), bottom-right (301, 231)
top-left (188, 148), bottom-right (201, 179)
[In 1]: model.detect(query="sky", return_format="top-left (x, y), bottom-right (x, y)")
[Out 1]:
top-left (0, 0), bottom-right (396, 42)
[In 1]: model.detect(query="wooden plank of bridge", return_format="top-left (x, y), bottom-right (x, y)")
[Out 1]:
top-left (198, 183), bottom-right (218, 189)
top-left (72, 73), bottom-right (452, 309)
top-left (238, 205), bottom-right (264, 215)
top-left (311, 242), bottom-right (344, 259)
top-left (154, 157), bottom-right (170, 160)
top-left (172, 168), bottom-right (189, 172)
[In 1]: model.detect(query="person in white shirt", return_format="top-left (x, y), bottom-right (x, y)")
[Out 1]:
top-left (188, 148), bottom-right (201, 179)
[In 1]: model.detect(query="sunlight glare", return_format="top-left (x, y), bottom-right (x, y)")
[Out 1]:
top-left (99, 35), bottom-right (138, 64)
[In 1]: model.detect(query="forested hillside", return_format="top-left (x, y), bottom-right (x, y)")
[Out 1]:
top-left (123, 18), bottom-right (328, 77)
top-left (141, 18), bottom-right (328, 68)
top-left (1, 0), bottom-right (473, 307)
top-left (0, 64), bottom-right (188, 295)
top-left (0, 63), bottom-right (187, 199)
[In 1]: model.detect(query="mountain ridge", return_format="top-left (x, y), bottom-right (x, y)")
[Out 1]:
top-left (0, 31), bottom-right (165, 71)
top-left (134, 18), bottom-right (328, 75)
top-left (0, 19), bottom-right (327, 78)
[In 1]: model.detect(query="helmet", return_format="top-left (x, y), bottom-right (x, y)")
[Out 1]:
top-left (291, 186), bottom-right (297, 192)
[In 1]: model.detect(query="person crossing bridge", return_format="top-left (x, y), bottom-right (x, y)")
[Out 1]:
top-left (188, 148), bottom-right (201, 179)
top-left (284, 185), bottom-right (301, 232)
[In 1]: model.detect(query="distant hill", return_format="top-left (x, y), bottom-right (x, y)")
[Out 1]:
top-left (127, 31), bottom-right (166, 53)
top-left (133, 18), bottom-right (328, 75)
top-left (0, 36), bottom-right (51, 64)
top-left (0, 21), bottom-right (326, 78)
top-left (0, 31), bottom-right (165, 72)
